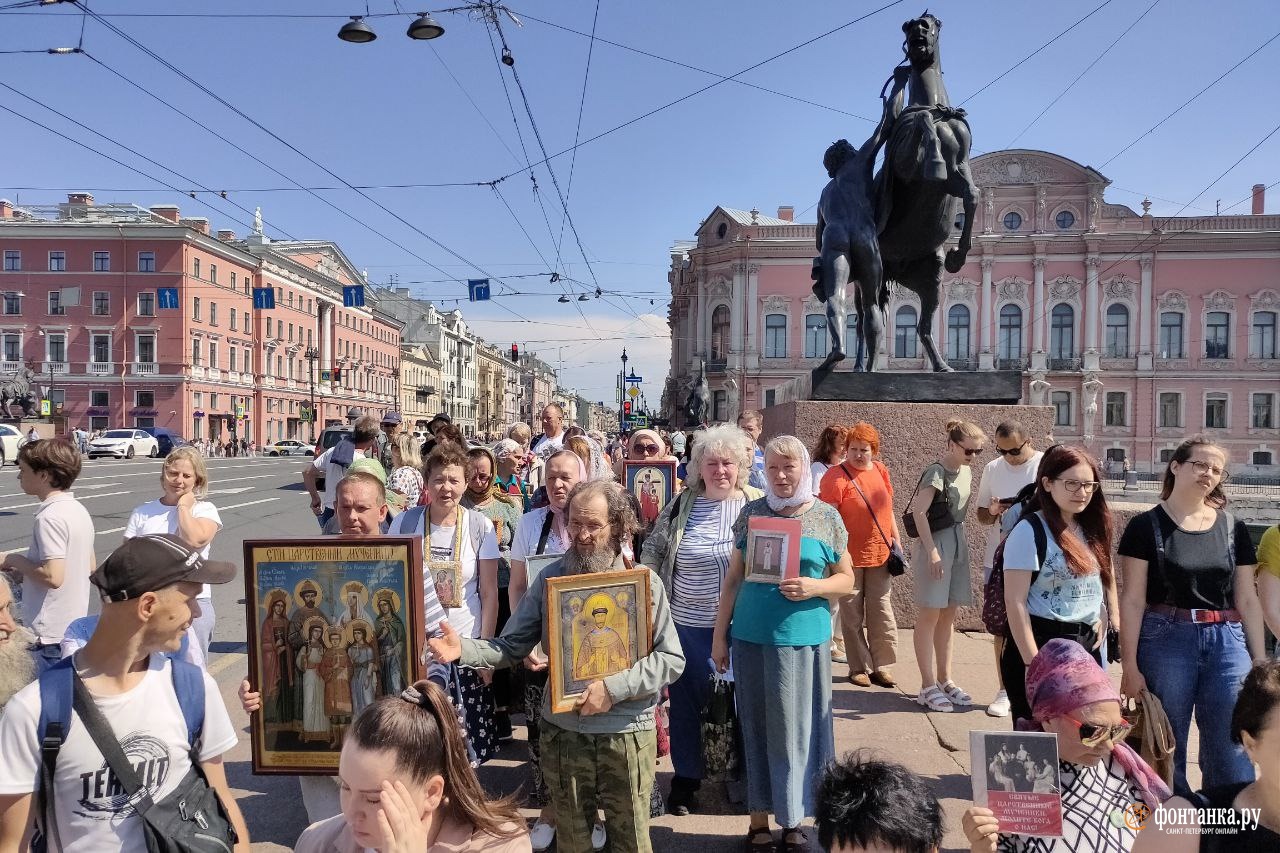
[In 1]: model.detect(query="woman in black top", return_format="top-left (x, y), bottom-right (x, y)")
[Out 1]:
top-left (1194, 659), bottom-right (1280, 851)
top-left (1118, 436), bottom-right (1263, 796)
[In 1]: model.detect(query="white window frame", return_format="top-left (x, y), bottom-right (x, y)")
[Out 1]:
top-left (90, 333), bottom-right (112, 364)
top-left (1158, 391), bottom-right (1183, 429)
top-left (1158, 311), bottom-right (1185, 359)
top-left (1104, 391), bottom-right (1127, 427)
top-left (1203, 310), bottom-right (1232, 359)
top-left (136, 292), bottom-right (156, 316)
top-left (1252, 392), bottom-right (1276, 430)
top-left (1051, 390), bottom-right (1072, 427)
top-left (45, 331), bottom-right (67, 363)
top-left (92, 250), bottom-right (110, 272)
top-left (134, 332), bottom-right (156, 365)
top-left (137, 251), bottom-right (155, 273)
top-left (1204, 391), bottom-right (1230, 430)
top-left (92, 291), bottom-right (110, 316)
top-left (47, 250), bottom-right (65, 272)
top-left (1249, 309), bottom-right (1277, 359)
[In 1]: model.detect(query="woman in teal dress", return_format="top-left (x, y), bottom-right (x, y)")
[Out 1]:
top-left (712, 434), bottom-right (854, 853)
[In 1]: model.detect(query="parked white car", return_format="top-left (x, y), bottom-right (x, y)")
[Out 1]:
top-left (88, 429), bottom-right (160, 460)
top-left (265, 439), bottom-right (314, 457)
top-left (0, 424), bottom-right (21, 465)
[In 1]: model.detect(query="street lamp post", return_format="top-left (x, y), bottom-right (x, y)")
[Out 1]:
top-left (619, 348), bottom-right (629, 434)
top-left (304, 346), bottom-right (320, 443)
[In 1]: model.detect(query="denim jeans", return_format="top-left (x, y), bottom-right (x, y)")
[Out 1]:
top-left (669, 622), bottom-right (714, 781)
top-left (1136, 609), bottom-right (1255, 795)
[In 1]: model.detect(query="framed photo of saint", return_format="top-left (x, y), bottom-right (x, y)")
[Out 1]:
top-left (624, 460), bottom-right (677, 528)
top-left (545, 568), bottom-right (652, 714)
top-left (744, 516), bottom-right (801, 584)
top-left (244, 535), bottom-right (425, 775)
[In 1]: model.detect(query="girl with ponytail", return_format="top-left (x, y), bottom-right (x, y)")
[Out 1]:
top-left (295, 680), bottom-right (530, 853)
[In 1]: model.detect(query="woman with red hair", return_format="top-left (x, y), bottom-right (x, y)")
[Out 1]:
top-left (1001, 445), bottom-right (1119, 724)
top-left (819, 421), bottom-right (900, 687)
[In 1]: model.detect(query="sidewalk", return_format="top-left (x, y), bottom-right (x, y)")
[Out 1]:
top-left (221, 628), bottom-right (1199, 852)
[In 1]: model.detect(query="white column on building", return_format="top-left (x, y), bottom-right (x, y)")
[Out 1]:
top-left (1137, 254), bottom-right (1154, 370)
top-left (1084, 255), bottom-right (1101, 353)
top-left (695, 281), bottom-right (708, 358)
top-left (320, 303), bottom-right (332, 372)
top-left (729, 263), bottom-right (745, 367)
top-left (979, 257), bottom-right (994, 352)
top-left (1138, 255), bottom-right (1154, 352)
top-left (978, 256), bottom-right (995, 370)
top-left (746, 263), bottom-right (760, 368)
top-left (1032, 256), bottom-right (1047, 352)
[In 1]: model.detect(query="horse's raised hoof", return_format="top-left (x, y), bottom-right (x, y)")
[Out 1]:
top-left (944, 249), bottom-right (967, 273)
top-left (818, 350), bottom-right (846, 372)
top-left (934, 363), bottom-right (955, 373)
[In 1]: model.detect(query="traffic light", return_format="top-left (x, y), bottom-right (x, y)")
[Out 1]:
top-left (623, 401), bottom-right (632, 416)
top-left (510, 343), bottom-right (519, 362)
top-left (332, 368), bottom-right (342, 383)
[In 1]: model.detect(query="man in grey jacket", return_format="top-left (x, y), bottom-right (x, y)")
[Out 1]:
top-left (430, 479), bottom-right (685, 853)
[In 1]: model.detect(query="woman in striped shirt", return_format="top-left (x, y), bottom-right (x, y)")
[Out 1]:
top-left (640, 424), bottom-right (763, 817)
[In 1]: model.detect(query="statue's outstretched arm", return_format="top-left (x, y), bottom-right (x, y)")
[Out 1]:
top-left (862, 67), bottom-right (908, 159)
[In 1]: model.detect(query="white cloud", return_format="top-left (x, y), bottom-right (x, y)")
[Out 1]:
top-left (463, 309), bottom-right (672, 410)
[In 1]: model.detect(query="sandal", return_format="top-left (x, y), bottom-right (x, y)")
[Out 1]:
top-left (780, 827), bottom-right (807, 852)
top-left (744, 827), bottom-right (774, 852)
top-left (940, 680), bottom-right (973, 706)
top-left (916, 684), bottom-right (954, 712)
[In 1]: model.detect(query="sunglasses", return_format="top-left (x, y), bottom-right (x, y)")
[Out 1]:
top-left (951, 442), bottom-right (983, 457)
top-left (1064, 715), bottom-right (1132, 747)
top-left (995, 441), bottom-right (1029, 457)
top-left (634, 443), bottom-right (661, 455)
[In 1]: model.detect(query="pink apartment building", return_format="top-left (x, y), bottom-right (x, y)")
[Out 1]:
top-left (0, 194), bottom-right (402, 446)
top-left (664, 149), bottom-right (1280, 473)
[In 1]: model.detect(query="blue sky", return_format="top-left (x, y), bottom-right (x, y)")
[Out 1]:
top-left (1, 0), bottom-right (1275, 405)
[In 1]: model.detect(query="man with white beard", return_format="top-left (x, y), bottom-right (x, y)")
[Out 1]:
top-left (430, 479), bottom-right (685, 853)
top-left (0, 575), bottom-right (36, 712)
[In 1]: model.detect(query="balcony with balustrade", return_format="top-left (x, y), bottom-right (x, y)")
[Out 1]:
top-left (0, 361), bottom-right (21, 373)
top-left (42, 361), bottom-right (69, 376)
top-left (86, 361), bottom-right (114, 376)
top-left (130, 362), bottom-right (157, 376)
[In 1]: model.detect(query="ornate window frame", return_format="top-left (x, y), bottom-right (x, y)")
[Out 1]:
top-left (1201, 289), bottom-right (1236, 360)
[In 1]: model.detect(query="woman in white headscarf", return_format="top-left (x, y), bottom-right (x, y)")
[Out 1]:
top-left (710, 435), bottom-right (854, 853)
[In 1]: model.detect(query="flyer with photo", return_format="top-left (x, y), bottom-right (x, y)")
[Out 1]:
top-left (970, 730), bottom-right (1063, 838)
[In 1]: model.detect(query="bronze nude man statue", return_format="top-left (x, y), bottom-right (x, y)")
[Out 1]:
top-left (816, 12), bottom-right (979, 373)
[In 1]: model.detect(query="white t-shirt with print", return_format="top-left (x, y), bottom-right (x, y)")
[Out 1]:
top-left (389, 509), bottom-right (498, 639)
top-left (531, 431), bottom-right (565, 459)
top-left (312, 446), bottom-right (367, 511)
top-left (124, 499), bottom-right (223, 600)
top-left (0, 655), bottom-right (238, 853)
top-left (975, 451), bottom-right (1043, 569)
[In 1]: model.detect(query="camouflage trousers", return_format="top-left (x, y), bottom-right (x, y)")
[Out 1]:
top-left (540, 723), bottom-right (658, 853)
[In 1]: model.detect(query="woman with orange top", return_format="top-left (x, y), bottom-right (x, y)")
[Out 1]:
top-left (818, 421), bottom-right (900, 687)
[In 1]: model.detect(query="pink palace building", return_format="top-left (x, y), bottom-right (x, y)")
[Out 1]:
top-left (0, 194), bottom-right (402, 447)
top-left (664, 149), bottom-right (1280, 474)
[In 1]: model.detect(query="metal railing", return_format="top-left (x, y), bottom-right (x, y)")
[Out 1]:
top-left (995, 357), bottom-right (1026, 371)
top-left (946, 357), bottom-right (977, 371)
top-left (1047, 357), bottom-right (1082, 371)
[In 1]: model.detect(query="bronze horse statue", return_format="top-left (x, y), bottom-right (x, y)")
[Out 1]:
top-left (839, 12), bottom-right (977, 371)
top-left (0, 365), bottom-right (43, 419)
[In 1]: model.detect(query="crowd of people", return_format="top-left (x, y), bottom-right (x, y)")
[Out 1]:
top-left (0, 405), bottom-right (1277, 853)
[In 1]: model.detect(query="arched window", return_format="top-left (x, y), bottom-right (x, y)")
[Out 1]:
top-left (1250, 310), bottom-right (1277, 359)
top-left (710, 304), bottom-right (730, 360)
top-left (946, 304), bottom-right (970, 361)
top-left (894, 305), bottom-right (918, 358)
top-left (763, 313), bottom-right (788, 358)
top-left (1205, 311), bottom-right (1230, 359)
top-left (1050, 303), bottom-right (1075, 361)
top-left (1104, 304), bottom-right (1129, 358)
top-left (1159, 312), bottom-right (1184, 358)
top-left (998, 304), bottom-right (1023, 362)
top-left (804, 314), bottom-right (828, 358)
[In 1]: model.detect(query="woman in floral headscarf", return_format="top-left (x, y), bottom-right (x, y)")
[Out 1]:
top-left (711, 435), bottom-right (854, 853)
top-left (962, 639), bottom-right (1198, 853)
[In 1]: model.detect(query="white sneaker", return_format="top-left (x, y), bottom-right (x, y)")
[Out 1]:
top-left (530, 821), bottom-right (555, 852)
top-left (986, 689), bottom-right (1011, 717)
top-left (591, 821), bottom-right (607, 851)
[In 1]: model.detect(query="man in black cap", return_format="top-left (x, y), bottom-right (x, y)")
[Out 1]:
top-left (0, 534), bottom-right (250, 851)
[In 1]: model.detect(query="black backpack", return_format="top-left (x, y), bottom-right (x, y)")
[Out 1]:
top-left (980, 486), bottom-right (1048, 636)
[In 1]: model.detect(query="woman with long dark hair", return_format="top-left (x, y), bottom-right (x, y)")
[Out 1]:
top-left (1001, 445), bottom-right (1118, 723)
top-left (1118, 435), bottom-right (1263, 796)
top-left (295, 680), bottom-right (529, 852)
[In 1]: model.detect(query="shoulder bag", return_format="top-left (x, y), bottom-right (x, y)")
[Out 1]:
top-left (843, 464), bottom-right (908, 577)
top-left (900, 464), bottom-right (955, 539)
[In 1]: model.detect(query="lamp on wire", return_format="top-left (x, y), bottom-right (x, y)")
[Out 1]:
top-left (501, 47), bottom-right (515, 66)
top-left (407, 13), bottom-right (445, 40)
top-left (557, 295), bottom-right (571, 304)
top-left (577, 294), bottom-right (589, 302)
top-left (338, 16), bottom-right (377, 43)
